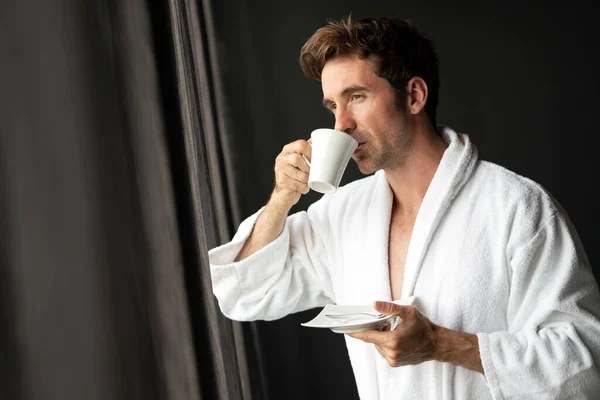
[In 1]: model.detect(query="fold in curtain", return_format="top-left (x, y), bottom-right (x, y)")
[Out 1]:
top-left (162, 0), bottom-right (266, 398)
top-left (0, 0), bottom-right (257, 399)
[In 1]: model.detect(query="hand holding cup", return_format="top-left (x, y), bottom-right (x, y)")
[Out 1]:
top-left (271, 128), bottom-right (357, 210)
top-left (272, 139), bottom-right (312, 209)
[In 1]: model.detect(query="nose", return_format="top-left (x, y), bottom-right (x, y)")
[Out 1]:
top-left (334, 106), bottom-right (357, 134)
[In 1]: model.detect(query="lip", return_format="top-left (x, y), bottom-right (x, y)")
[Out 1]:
top-left (353, 142), bottom-right (366, 156)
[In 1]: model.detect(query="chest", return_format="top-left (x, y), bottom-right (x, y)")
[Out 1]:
top-left (388, 213), bottom-right (415, 300)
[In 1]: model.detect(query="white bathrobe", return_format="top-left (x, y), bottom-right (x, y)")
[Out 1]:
top-left (209, 127), bottom-right (600, 399)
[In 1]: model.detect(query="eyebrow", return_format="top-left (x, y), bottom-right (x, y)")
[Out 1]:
top-left (322, 85), bottom-right (370, 109)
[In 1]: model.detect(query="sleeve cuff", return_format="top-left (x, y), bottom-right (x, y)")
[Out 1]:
top-left (209, 207), bottom-right (290, 289)
top-left (208, 207), bottom-right (264, 266)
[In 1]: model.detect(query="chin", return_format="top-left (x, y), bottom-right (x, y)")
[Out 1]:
top-left (357, 163), bottom-right (377, 175)
top-left (353, 157), bottom-right (372, 175)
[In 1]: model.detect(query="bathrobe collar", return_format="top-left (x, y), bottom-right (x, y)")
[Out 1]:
top-left (365, 126), bottom-right (479, 300)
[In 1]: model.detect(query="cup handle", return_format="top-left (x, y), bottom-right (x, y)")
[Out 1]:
top-left (301, 141), bottom-right (312, 167)
top-left (302, 154), bottom-right (311, 167)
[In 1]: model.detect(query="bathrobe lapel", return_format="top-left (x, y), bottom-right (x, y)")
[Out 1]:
top-left (362, 170), bottom-right (394, 303)
top-left (346, 128), bottom-right (478, 400)
top-left (354, 128), bottom-right (478, 303)
top-left (401, 128), bottom-right (479, 297)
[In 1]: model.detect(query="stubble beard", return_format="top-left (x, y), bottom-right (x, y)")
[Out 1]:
top-left (354, 128), bottom-right (412, 175)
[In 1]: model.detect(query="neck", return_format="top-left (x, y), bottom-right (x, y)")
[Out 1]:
top-left (385, 125), bottom-right (447, 216)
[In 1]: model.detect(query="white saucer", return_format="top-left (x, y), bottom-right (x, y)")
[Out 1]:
top-left (301, 296), bottom-right (415, 334)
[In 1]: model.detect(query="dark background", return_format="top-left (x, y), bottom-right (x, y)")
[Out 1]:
top-left (211, 1), bottom-right (600, 399)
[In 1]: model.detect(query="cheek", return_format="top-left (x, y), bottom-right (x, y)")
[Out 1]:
top-left (360, 102), bottom-right (396, 133)
top-left (354, 101), bottom-right (376, 127)
top-left (382, 110), bottom-right (407, 135)
top-left (356, 110), bottom-right (381, 136)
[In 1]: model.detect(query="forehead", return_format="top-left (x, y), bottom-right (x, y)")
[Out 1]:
top-left (321, 55), bottom-right (381, 97)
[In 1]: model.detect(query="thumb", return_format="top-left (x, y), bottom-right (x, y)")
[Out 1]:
top-left (373, 300), bottom-right (400, 316)
top-left (373, 301), bottom-right (412, 319)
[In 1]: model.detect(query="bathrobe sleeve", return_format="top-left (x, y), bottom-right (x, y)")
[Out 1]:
top-left (208, 196), bottom-right (336, 321)
top-left (477, 211), bottom-right (600, 399)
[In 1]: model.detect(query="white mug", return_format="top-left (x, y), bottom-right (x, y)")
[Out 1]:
top-left (306, 128), bottom-right (358, 194)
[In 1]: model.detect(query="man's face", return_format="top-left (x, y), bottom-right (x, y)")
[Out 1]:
top-left (321, 55), bottom-right (413, 174)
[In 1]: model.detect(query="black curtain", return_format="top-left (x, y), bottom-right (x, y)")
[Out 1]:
top-left (157, 0), bottom-right (267, 398)
top-left (1, 0), bottom-right (260, 399)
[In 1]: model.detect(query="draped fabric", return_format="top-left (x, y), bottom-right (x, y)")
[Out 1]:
top-left (0, 0), bottom-right (261, 399)
top-left (161, 0), bottom-right (266, 398)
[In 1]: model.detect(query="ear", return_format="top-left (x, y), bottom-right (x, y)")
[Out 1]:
top-left (406, 77), bottom-right (428, 115)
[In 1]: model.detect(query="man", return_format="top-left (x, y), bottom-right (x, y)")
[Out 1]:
top-left (209, 16), bottom-right (600, 399)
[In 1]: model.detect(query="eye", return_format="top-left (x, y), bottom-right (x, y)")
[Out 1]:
top-left (329, 103), bottom-right (337, 111)
top-left (351, 94), bottom-right (363, 101)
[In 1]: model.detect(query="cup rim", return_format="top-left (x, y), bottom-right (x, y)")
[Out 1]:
top-left (310, 128), bottom-right (358, 147)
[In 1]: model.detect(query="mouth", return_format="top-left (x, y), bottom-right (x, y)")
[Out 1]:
top-left (353, 142), bottom-right (366, 156)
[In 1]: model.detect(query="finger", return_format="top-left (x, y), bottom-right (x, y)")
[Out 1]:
top-left (282, 139), bottom-right (310, 156)
top-left (347, 329), bottom-right (389, 344)
top-left (346, 332), bottom-right (366, 341)
top-left (286, 153), bottom-right (311, 173)
top-left (279, 175), bottom-right (309, 194)
top-left (282, 164), bottom-right (308, 183)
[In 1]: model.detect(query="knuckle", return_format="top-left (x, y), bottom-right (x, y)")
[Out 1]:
top-left (382, 303), bottom-right (396, 315)
top-left (275, 155), bottom-right (286, 168)
top-left (291, 168), bottom-right (304, 181)
top-left (290, 153), bottom-right (303, 164)
top-left (296, 168), bottom-right (308, 180)
top-left (285, 140), bottom-right (302, 152)
top-left (294, 139), bottom-right (308, 147)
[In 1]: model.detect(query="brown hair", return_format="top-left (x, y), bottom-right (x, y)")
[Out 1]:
top-left (300, 16), bottom-right (440, 126)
